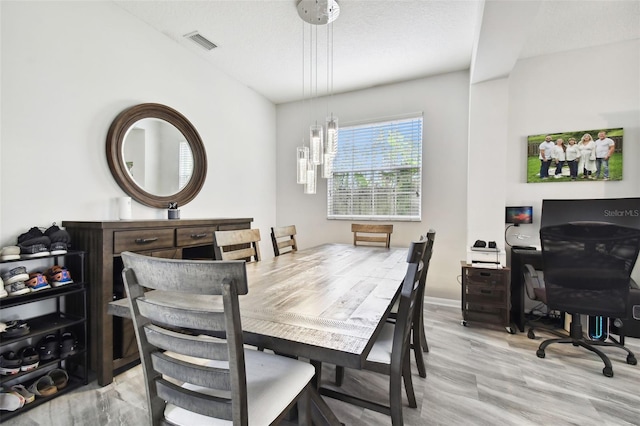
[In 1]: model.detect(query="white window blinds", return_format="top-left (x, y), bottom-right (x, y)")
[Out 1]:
top-left (328, 115), bottom-right (423, 220)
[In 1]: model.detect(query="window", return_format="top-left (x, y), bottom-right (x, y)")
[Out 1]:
top-left (178, 140), bottom-right (193, 189)
top-left (328, 115), bottom-right (423, 220)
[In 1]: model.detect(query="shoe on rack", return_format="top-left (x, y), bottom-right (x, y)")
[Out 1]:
top-left (0, 391), bottom-right (25, 411)
top-left (19, 243), bottom-right (50, 259)
top-left (1, 266), bottom-right (29, 285)
top-left (44, 224), bottom-right (71, 255)
top-left (5, 281), bottom-right (31, 297)
top-left (18, 346), bottom-right (39, 371)
top-left (1, 319), bottom-right (30, 338)
top-left (0, 350), bottom-right (22, 375)
top-left (28, 374), bottom-right (57, 397)
top-left (47, 368), bottom-right (69, 390)
top-left (45, 266), bottom-right (73, 287)
top-left (0, 246), bottom-right (21, 261)
top-left (36, 334), bottom-right (59, 361)
top-left (10, 384), bottom-right (35, 404)
top-left (0, 278), bottom-right (7, 299)
top-left (60, 332), bottom-right (78, 358)
top-left (25, 272), bottom-right (51, 292)
top-left (17, 227), bottom-right (51, 258)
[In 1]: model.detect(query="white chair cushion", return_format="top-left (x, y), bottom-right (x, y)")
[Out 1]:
top-left (164, 349), bottom-right (315, 426)
top-left (366, 322), bottom-right (394, 364)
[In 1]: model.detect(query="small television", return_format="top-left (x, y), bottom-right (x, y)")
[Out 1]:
top-left (506, 206), bottom-right (533, 225)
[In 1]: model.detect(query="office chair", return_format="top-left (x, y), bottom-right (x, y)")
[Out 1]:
top-left (537, 222), bottom-right (640, 377)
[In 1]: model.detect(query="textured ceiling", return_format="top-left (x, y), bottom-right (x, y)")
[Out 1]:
top-left (113, 0), bottom-right (640, 104)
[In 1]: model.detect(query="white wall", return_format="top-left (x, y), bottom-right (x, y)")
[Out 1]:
top-left (276, 71), bottom-right (471, 300)
top-left (506, 39), bottom-right (640, 283)
top-left (0, 1), bottom-right (277, 256)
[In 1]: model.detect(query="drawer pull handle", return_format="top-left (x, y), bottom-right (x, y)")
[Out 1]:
top-left (480, 289), bottom-right (492, 294)
top-left (190, 233), bottom-right (208, 239)
top-left (135, 237), bottom-right (159, 244)
top-left (480, 272), bottom-right (491, 277)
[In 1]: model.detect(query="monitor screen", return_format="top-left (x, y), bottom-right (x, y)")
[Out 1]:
top-left (506, 206), bottom-right (533, 225)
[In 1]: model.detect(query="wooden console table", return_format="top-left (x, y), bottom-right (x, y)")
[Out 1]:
top-left (62, 218), bottom-right (252, 386)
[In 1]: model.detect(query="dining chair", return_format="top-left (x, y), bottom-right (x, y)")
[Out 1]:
top-left (213, 228), bottom-right (262, 262)
top-left (323, 239), bottom-right (428, 426)
top-left (337, 230), bottom-right (435, 384)
top-left (271, 225), bottom-right (298, 256)
top-left (120, 251), bottom-right (315, 425)
top-left (352, 223), bottom-right (393, 248)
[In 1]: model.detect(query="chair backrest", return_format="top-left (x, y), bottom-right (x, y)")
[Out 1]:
top-left (271, 225), bottom-right (298, 256)
top-left (121, 251), bottom-right (249, 425)
top-left (213, 228), bottom-right (261, 262)
top-left (416, 230), bottom-right (436, 303)
top-left (392, 239), bottom-right (428, 368)
top-left (352, 223), bottom-right (393, 248)
top-left (540, 222), bottom-right (640, 317)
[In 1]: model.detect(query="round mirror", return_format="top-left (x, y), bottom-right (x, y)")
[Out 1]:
top-left (106, 103), bottom-right (207, 208)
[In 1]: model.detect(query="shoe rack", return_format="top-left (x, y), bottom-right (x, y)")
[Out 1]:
top-left (0, 251), bottom-right (88, 421)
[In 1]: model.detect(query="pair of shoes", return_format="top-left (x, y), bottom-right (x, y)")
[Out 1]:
top-left (0, 278), bottom-right (7, 299)
top-left (603, 177), bottom-right (609, 181)
top-left (25, 272), bottom-right (51, 292)
top-left (0, 351), bottom-right (22, 375)
top-left (45, 266), bottom-right (73, 287)
top-left (4, 280), bottom-right (31, 296)
top-left (0, 391), bottom-right (25, 411)
top-left (1, 320), bottom-right (30, 338)
top-left (10, 384), bottom-right (35, 404)
top-left (0, 246), bottom-right (20, 261)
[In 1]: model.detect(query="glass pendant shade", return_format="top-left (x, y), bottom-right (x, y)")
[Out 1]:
top-left (322, 152), bottom-right (334, 178)
top-left (326, 115), bottom-right (338, 155)
top-left (304, 164), bottom-right (317, 194)
top-left (297, 146), bottom-right (309, 184)
top-left (309, 124), bottom-right (324, 165)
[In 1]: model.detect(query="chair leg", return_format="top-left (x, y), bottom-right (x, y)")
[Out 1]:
top-left (418, 309), bottom-right (429, 353)
top-left (389, 365), bottom-right (404, 426)
top-left (297, 385), bottom-right (311, 426)
top-left (402, 351), bottom-right (417, 408)
top-left (335, 365), bottom-right (344, 386)
top-left (412, 328), bottom-right (427, 378)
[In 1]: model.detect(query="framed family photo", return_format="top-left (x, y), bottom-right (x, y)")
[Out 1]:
top-left (526, 127), bottom-right (623, 183)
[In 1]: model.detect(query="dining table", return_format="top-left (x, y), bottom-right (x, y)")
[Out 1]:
top-left (109, 243), bottom-right (410, 424)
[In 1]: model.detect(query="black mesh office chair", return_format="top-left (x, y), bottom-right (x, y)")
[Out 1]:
top-left (537, 222), bottom-right (640, 377)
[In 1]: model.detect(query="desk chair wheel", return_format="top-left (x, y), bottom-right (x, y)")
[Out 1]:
top-left (603, 366), bottom-right (614, 377)
top-left (536, 349), bottom-right (545, 358)
top-left (527, 329), bottom-right (535, 339)
top-left (461, 320), bottom-right (468, 327)
top-left (627, 354), bottom-right (637, 365)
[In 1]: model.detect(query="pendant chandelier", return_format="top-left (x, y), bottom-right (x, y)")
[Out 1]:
top-left (295, 0), bottom-right (340, 194)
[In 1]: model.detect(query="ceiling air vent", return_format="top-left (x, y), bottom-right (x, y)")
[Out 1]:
top-left (184, 31), bottom-right (217, 51)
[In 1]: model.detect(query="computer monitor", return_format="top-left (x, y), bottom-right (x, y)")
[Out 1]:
top-left (506, 206), bottom-right (533, 226)
top-left (541, 198), bottom-right (640, 229)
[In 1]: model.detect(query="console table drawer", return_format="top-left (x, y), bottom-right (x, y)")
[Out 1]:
top-left (114, 229), bottom-right (175, 253)
top-left (176, 227), bottom-right (215, 247)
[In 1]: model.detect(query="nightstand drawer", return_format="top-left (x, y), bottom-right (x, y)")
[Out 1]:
top-left (465, 268), bottom-right (508, 286)
top-left (114, 229), bottom-right (175, 253)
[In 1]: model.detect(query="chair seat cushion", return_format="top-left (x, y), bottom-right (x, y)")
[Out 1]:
top-left (164, 349), bottom-right (315, 425)
top-left (366, 322), bottom-right (394, 364)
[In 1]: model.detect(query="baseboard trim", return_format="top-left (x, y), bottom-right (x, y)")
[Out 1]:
top-left (425, 296), bottom-right (459, 308)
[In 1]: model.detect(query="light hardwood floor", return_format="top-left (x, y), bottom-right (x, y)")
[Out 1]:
top-left (4, 302), bottom-right (640, 425)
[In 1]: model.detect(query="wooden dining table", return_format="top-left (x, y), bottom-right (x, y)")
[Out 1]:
top-left (109, 243), bottom-right (409, 423)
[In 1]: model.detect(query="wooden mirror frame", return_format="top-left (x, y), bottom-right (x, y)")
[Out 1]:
top-left (106, 103), bottom-right (207, 209)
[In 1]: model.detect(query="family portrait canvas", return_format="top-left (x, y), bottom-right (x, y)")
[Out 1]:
top-left (526, 127), bottom-right (623, 183)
